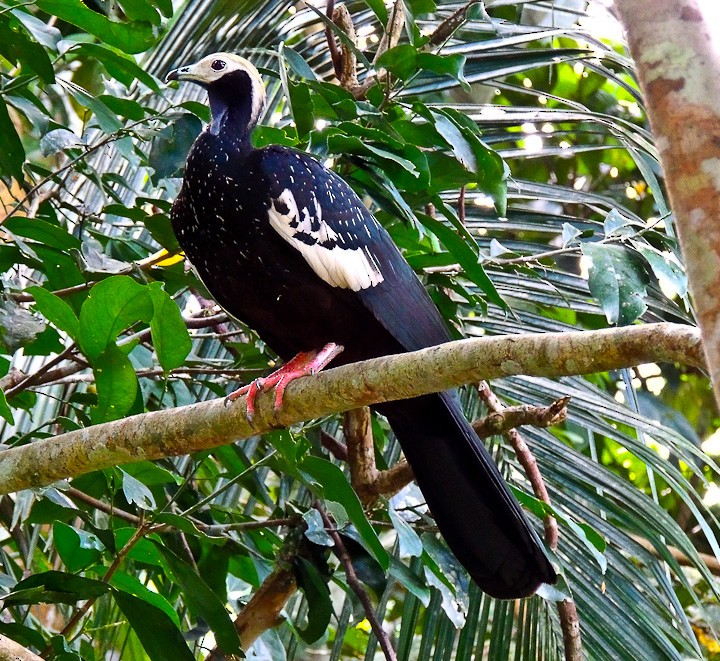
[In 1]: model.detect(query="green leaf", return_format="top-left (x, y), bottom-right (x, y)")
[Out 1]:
top-left (147, 282), bottom-right (191, 370)
top-left (78, 275), bottom-right (153, 361)
top-left (4, 217), bottom-right (81, 251)
top-left (361, 0), bottom-right (388, 23)
top-left (303, 509), bottom-right (335, 546)
top-left (77, 43), bottom-right (161, 92)
top-left (389, 506), bottom-right (423, 557)
top-left (377, 44), bottom-right (419, 80)
top-left (287, 80), bottom-right (314, 139)
top-left (52, 521), bottom-right (104, 572)
top-left (283, 47), bottom-right (317, 80)
top-left (113, 589), bottom-right (196, 661)
top-left (582, 243), bottom-right (649, 325)
top-left (0, 622), bottom-right (46, 651)
top-left (300, 456), bottom-right (388, 570)
top-left (417, 210), bottom-right (506, 309)
top-left (632, 241), bottom-right (688, 298)
top-left (148, 113), bottom-right (203, 183)
top-left (0, 389), bottom-right (13, 424)
top-left (388, 556), bottom-right (430, 606)
top-left (109, 571), bottom-right (181, 627)
top-left (35, 0), bottom-right (158, 53)
top-left (29, 287), bottom-right (80, 339)
top-left (154, 543), bottom-right (243, 655)
top-left (4, 571), bottom-right (109, 606)
top-left (294, 557), bottom-right (332, 644)
top-left (417, 53), bottom-right (469, 90)
top-left (0, 100), bottom-right (25, 181)
top-left (0, 14), bottom-right (55, 83)
top-left (120, 469), bottom-right (156, 510)
top-left (0, 299), bottom-right (45, 354)
top-left (65, 85), bottom-right (123, 133)
top-left (91, 343), bottom-right (139, 424)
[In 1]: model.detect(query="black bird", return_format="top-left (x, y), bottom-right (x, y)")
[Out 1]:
top-left (166, 53), bottom-right (556, 599)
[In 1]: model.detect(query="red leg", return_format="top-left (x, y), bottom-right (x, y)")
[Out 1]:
top-left (226, 343), bottom-right (343, 422)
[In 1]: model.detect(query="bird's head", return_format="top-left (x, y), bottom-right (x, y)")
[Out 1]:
top-left (166, 53), bottom-right (266, 137)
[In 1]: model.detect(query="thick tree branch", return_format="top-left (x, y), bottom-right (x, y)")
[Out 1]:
top-left (0, 636), bottom-right (42, 661)
top-left (613, 0), bottom-right (720, 408)
top-left (0, 323), bottom-right (703, 495)
top-left (344, 407), bottom-right (380, 505)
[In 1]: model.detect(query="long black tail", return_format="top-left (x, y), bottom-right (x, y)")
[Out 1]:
top-left (376, 391), bottom-right (556, 599)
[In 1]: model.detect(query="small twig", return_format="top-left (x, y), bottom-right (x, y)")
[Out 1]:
top-left (67, 486), bottom-right (299, 536)
top-left (10, 281), bottom-right (94, 303)
top-left (458, 185), bottom-right (466, 225)
top-left (315, 502), bottom-right (397, 661)
top-left (477, 381), bottom-right (582, 660)
top-left (373, 0), bottom-right (405, 66)
top-left (41, 523), bottom-right (151, 654)
top-left (427, 0), bottom-right (481, 47)
top-left (2, 111), bottom-right (168, 226)
top-left (320, 430), bottom-right (348, 460)
top-left (325, 0), bottom-right (343, 78)
top-left (477, 382), bottom-right (559, 547)
top-left (4, 343), bottom-right (78, 399)
top-left (66, 487), bottom-right (142, 526)
top-left (631, 534), bottom-right (720, 576)
top-left (49, 365), bottom-right (262, 386)
top-left (0, 368), bottom-right (26, 393)
top-left (472, 398), bottom-right (570, 439)
top-left (339, 400), bottom-right (569, 502)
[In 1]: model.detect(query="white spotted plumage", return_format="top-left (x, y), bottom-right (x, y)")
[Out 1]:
top-left (267, 188), bottom-right (384, 291)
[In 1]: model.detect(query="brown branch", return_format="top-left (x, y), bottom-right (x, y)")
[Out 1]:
top-left (477, 381), bottom-right (580, 660)
top-left (0, 323), bottom-right (704, 495)
top-left (315, 503), bottom-right (397, 661)
top-left (612, 0), bottom-right (720, 409)
top-left (0, 368), bottom-right (25, 393)
top-left (631, 534), bottom-right (720, 576)
top-left (3, 343), bottom-right (78, 400)
top-left (207, 534), bottom-right (302, 659)
top-left (348, 0), bottom-right (405, 100)
top-left (472, 398), bottom-right (569, 438)
top-left (332, 4), bottom-right (358, 90)
top-left (344, 407), bottom-right (380, 505)
top-left (427, 0), bottom-right (481, 47)
top-left (477, 382), bottom-right (559, 548)
top-left (346, 397), bottom-right (571, 502)
top-left (458, 185), bottom-right (466, 225)
top-left (557, 600), bottom-right (583, 661)
top-left (320, 430), bottom-right (348, 460)
top-left (1, 313), bottom-right (229, 397)
top-left (325, 0), bottom-right (343, 78)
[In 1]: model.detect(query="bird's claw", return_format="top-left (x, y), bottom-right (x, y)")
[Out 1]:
top-left (224, 343), bottom-right (344, 424)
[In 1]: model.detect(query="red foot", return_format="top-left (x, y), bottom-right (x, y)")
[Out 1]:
top-left (226, 342), bottom-right (344, 422)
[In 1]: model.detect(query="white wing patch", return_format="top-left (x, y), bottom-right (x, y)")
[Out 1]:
top-left (267, 188), bottom-right (384, 291)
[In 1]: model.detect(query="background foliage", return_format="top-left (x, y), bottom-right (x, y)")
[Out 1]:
top-left (0, 0), bottom-right (718, 659)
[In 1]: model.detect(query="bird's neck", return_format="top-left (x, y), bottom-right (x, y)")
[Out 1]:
top-left (208, 93), bottom-right (256, 149)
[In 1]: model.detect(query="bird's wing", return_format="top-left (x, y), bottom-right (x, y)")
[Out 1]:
top-left (255, 146), bottom-right (451, 351)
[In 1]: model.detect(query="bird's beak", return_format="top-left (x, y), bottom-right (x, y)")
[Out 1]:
top-left (165, 64), bottom-right (200, 84)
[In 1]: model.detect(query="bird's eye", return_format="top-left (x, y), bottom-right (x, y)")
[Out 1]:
top-left (211, 60), bottom-right (226, 71)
